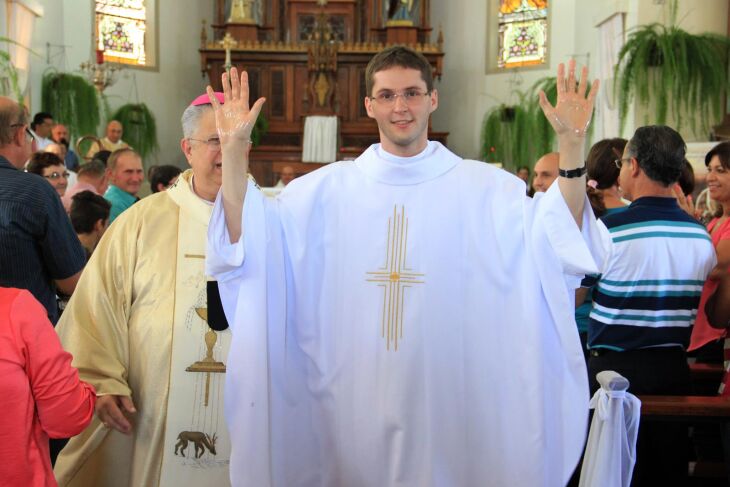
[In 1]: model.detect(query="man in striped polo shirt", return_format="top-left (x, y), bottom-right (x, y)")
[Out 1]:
top-left (585, 125), bottom-right (715, 485)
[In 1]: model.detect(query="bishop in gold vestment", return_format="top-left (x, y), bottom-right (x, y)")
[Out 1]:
top-left (54, 93), bottom-right (234, 487)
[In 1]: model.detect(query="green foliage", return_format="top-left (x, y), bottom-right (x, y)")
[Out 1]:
top-left (250, 112), bottom-right (268, 147)
top-left (614, 23), bottom-right (730, 137)
top-left (0, 36), bottom-right (35, 102)
top-left (111, 103), bottom-right (158, 159)
top-left (481, 76), bottom-right (593, 172)
top-left (41, 70), bottom-right (100, 139)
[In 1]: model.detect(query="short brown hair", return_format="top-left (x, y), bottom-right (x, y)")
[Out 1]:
top-left (107, 147), bottom-right (139, 172)
top-left (365, 45), bottom-right (433, 97)
top-left (26, 152), bottom-right (64, 175)
top-left (705, 141), bottom-right (730, 170)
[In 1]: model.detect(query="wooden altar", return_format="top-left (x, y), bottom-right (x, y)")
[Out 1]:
top-left (200, 0), bottom-right (446, 186)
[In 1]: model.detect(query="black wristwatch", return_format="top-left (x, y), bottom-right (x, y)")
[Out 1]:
top-left (558, 166), bottom-right (587, 178)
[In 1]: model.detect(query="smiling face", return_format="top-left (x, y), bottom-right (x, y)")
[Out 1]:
top-left (707, 155), bottom-right (730, 205)
top-left (110, 152), bottom-right (144, 195)
top-left (364, 67), bottom-right (437, 157)
top-left (42, 164), bottom-right (68, 196)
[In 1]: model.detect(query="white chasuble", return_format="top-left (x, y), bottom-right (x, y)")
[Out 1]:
top-left (208, 142), bottom-right (611, 487)
top-left (54, 171), bottom-right (230, 487)
top-left (160, 175), bottom-right (232, 485)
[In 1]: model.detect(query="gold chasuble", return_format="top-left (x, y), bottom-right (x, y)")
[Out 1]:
top-left (54, 170), bottom-right (232, 487)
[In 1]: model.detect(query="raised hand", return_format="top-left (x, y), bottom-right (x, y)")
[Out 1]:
top-left (206, 67), bottom-right (266, 150)
top-left (538, 59), bottom-right (599, 139)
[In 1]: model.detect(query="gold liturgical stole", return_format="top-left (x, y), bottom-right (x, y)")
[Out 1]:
top-left (159, 174), bottom-right (232, 486)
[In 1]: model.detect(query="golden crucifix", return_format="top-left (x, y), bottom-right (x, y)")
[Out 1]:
top-left (218, 33), bottom-right (238, 70)
top-left (186, 307), bottom-right (226, 407)
top-left (366, 206), bottom-right (425, 351)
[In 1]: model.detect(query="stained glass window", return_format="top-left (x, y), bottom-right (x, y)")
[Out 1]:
top-left (497, 0), bottom-right (548, 69)
top-left (95, 0), bottom-right (149, 66)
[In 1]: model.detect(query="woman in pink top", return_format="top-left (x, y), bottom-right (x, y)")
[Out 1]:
top-left (0, 288), bottom-right (96, 487)
top-left (689, 142), bottom-right (730, 360)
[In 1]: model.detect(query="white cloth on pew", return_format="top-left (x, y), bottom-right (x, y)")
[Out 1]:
top-left (580, 371), bottom-right (641, 487)
top-left (302, 115), bottom-right (337, 163)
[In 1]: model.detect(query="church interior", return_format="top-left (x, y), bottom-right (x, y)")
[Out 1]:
top-left (3, 0), bottom-right (730, 486)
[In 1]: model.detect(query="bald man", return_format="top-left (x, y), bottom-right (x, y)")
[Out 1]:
top-left (87, 120), bottom-right (130, 158)
top-left (532, 152), bottom-right (560, 193)
top-left (276, 165), bottom-right (296, 188)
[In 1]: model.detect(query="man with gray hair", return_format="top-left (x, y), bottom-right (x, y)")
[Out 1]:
top-left (54, 92), bottom-right (233, 486)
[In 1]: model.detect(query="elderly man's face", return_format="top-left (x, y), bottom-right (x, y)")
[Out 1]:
top-left (107, 121), bottom-right (123, 143)
top-left (281, 167), bottom-right (295, 185)
top-left (110, 152), bottom-right (144, 195)
top-left (52, 124), bottom-right (69, 143)
top-left (183, 109), bottom-right (223, 198)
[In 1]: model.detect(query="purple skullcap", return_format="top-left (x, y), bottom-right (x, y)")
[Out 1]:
top-left (189, 92), bottom-right (224, 106)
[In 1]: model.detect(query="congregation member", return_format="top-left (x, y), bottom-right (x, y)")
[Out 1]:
top-left (69, 191), bottom-right (111, 258)
top-left (54, 92), bottom-right (234, 486)
top-left (689, 141), bottom-right (730, 362)
top-left (86, 120), bottom-right (130, 157)
top-left (274, 165), bottom-right (295, 187)
top-left (31, 111), bottom-right (54, 150)
top-left (532, 151), bottom-right (559, 193)
top-left (45, 143), bottom-right (78, 189)
top-left (62, 160), bottom-right (109, 212)
top-left (51, 123), bottom-right (80, 171)
top-left (575, 138), bottom-right (628, 355)
top-left (149, 164), bottom-right (182, 192)
top-left (516, 165), bottom-right (530, 184)
top-left (27, 152), bottom-right (70, 198)
top-left (0, 97), bottom-right (85, 325)
top-left (584, 126), bottom-right (715, 485)
top-left (0, 287), bottom-right (96, 487)
top-left (207, 48), bottom-right (606, 486)
top-left (104, 148), bottom-right (144, 222)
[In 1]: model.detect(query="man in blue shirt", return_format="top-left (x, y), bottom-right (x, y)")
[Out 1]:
top-left (585, 125), bottom-right (715, 486)
top-left (0, 97), bottom-right (86, 325)
top-left (104, 148), bottom-right (144, 222)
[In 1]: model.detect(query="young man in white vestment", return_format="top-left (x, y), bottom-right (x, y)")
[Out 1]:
top-left (207, 47), bottom-right (609, 486)
top-left (53, 93), bottom-right (235, 487)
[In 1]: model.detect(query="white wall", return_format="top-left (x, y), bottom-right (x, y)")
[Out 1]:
top-left (25, 0), bottom-right (214, 168)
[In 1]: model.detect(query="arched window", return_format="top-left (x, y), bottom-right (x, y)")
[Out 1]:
top-left (95, 0), bottom-right (157, 68)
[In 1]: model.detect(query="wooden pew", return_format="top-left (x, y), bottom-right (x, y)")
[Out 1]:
top-left (638, 395), bottom-right (730, 422)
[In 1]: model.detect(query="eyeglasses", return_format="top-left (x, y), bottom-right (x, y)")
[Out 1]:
top-left (614, 157), bottom-right (632, 169)
top-left (188, 136), bottom-right (221, 152)
top-left (44, 171), bottom-right (70, 180)
top-left (10, 123), bottom-right (34, 143)
top-left (369, 89), bottom-right (431, 106)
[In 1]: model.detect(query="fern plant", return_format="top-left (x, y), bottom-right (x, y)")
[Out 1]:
top-left (0, 36), bottom-right (36, 102)
top-left (110, 103), bottom-right (158, 159)
top-left (480, 102), bottom-right (532, 172)
top-left (41, 70), bottom-right (100, 139)
top-left (614, 23), bottom-right (730, 137)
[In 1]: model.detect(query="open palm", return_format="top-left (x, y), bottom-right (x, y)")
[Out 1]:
top-left (539, 59), bottom-right (599, 138)
top-left (207, 67), bottom-right (266, 147)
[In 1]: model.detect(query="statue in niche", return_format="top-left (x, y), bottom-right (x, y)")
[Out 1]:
top-left (386, 0), bottom-right (420, 26)
top-left (226, 0), bottom-right (262, 25)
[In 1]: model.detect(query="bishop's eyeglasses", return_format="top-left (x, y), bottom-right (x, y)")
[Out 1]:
top-left (369, 89), bottom-right (431, 106)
